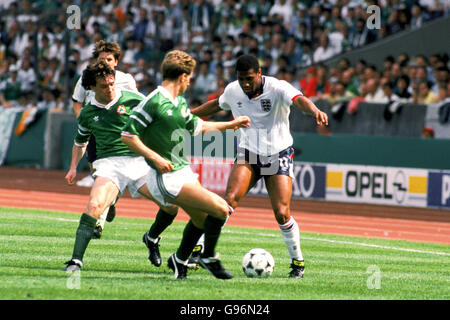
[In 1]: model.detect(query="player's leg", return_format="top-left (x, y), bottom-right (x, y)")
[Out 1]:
top-left (264, 174), bottom-right (305, 278)
top-left (169, 183), bottom-right (233, 279)
top-left (138, 184), bottom-right (179, 267)
top-left (167, 208), bottom-right (206, 279)
top-left (224, 161), bottom-right (258, 209)
top-left (187, 161), bottom-right (257, 269)
top-left (64, 177), bottom-right (119, 271)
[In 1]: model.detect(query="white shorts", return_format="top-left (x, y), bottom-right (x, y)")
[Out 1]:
top-left (92, 156), bottom-right (150, 198)
top-left (146, 165), bottom-right (199, 206)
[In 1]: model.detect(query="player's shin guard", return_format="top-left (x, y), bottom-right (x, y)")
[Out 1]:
top-left (279, 217), bottom-right (303, 261)
top-left (72, 213), bottom-right (97, 261)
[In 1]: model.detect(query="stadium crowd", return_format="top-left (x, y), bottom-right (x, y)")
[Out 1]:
top-left (0, 0), bottom-right (449, 113)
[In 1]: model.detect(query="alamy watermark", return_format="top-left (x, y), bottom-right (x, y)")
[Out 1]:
top-left (171, 129), bottom-right (289, 175)
top-left (66, 269), bottom-right (81, 290)
top-left (66, 5), bottom-right (81, 30)
top-left (366, 5), bottom-right (381, 30)
top-left (366, 265), bottom-right (382, 289)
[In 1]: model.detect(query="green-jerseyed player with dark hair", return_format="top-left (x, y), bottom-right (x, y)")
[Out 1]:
top-left (63, 61), bottom-right (178, 272)
top-left (121, 50), bottom-right (250, 279)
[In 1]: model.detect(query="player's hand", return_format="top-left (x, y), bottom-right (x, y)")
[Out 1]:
top-left (314, 110), bottom-right (328, 126)
top-left (231, 116), bottom-right (251, 130)
top-left (65, 169), bottom-right (77, 185)
top-left (154, 156), bottom-right (174, 174)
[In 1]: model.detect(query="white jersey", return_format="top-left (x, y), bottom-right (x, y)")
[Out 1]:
top-left (219, 76), bottom-right (303, 156)
top-left (72, 70), bottom-right (138, 104)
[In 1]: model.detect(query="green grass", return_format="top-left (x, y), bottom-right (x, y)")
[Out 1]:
top-left (0, 207), bottom-right (449, 300)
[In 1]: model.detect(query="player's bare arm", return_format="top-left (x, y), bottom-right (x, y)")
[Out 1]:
top-left (293, 96), bottom-right (328, 126)
top-left (65, 144), bottom-right (87, 184)
top-left (201, 115), bottom-right (250, 133)
top-left (121, 135), bottom-right (174, 173)
top-left (190, 98), bottom-right (221, 117)
top-left (73, 101), bottom-right (83, 118)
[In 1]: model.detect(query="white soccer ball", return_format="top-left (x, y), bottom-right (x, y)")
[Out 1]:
top-left (242, 248), bottom-right (275, 278)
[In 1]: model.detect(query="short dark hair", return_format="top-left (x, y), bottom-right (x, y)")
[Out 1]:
top-left (235, 54), bottom-right (260, 73)
top-left (81, 60), bottom-right (115, 90)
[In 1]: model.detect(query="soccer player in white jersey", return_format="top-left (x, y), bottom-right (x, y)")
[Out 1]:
top-left (191, 54), bottom-right (328, 278)
top-left (72, 41), bottom-right (138, 239)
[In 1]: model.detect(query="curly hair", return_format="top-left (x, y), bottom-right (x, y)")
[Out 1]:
top-left (92, 40), bottom-right (121, 61)
top-left (161, 50), bottom-right (196, 80)
top-left (81, 60), bottom-right (115, 90)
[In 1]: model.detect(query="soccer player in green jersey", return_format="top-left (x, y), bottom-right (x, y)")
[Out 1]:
top-left (63, 61), bottom-right (178, 272)
top-left (121, 50), bottom-right (250, 279)
top-left (73, 41), bottom-right (139, 238)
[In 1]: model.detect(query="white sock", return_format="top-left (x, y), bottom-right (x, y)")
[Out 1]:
top-left (96, 206), bottom-right (108, 229)
top-left (279, 217), bottom-right (303, 261)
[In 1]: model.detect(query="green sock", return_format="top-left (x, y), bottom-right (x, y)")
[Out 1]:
top-left (202, 216), bottom-right (227, 258)
top-left (148, 209), bottom-right (176, 240)
top-left (176, 220), bottom-right (204, 261)
top-left (72, 213), bottom-right (97, 261)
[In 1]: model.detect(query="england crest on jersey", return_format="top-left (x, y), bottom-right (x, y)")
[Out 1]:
top-left (260, 99), bottom-right (272, 112)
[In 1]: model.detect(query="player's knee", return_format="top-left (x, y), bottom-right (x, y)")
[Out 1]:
top-left (224, 192), bottom-right (239, 208)
top-left (274, 205), bottom-right (290, 224)
top-left (163, 204), bottom-right (179, 216)
top-left (86, 199), bottom-right (105, 218)
top-left (211, 199), bottom-right (230, 219)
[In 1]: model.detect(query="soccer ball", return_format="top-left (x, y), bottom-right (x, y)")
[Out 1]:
top-left (242, 248), bottom-right (275, 278)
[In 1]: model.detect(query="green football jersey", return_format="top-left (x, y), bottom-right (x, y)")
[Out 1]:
top-left (75, 89), bottom-right (145, 160)
top-left (122, 86), bottom-right (202, 171)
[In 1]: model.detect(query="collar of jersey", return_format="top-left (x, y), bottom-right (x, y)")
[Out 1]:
top-left (91, 89), bottom-right (122, 109)
top-left (157, 85), bottom-right (179, 107)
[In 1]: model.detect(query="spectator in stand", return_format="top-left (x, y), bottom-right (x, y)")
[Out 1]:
top-left (48, 36), bottom-right (65, 62)
top-left (421, 126), bottom-right (435, 139)
top-left (381, 81), bottom-right (401, 103)
top-left (106, 20), bottom-right (125, 46)
top-left (416, 80), bottom-right (437, 104)
top-left (43, 57), bottom-right (62, 91)
top-left (433, 83), bottom-right (448, 103)
top-left (0, 65), bottom-right (24, 107)
top-left (133, 8), bottom-right (149, 43)
top-left (341, 68), bottom-right (359, 97)
top-left (73, 34), bottom-right (93, 65)
top-left (316, 64), bottom-right (330, 97)
top-left (432, 66), bottom-right (449, 95)
top-left (410, 4), bottom-right (427, 29)
top-left (313, 33), bottom-right (336, 63)
top-left (194, 60), bottom-right (218, 96)
top-left (269, 0), bottom-right (293, 29)
top-left (328, 18), bottom-right (347, 54)
top-left (206, 78), bottom-right (231, 122)
top-left (188, 0), bottom-right (215, 34)
top-left (17, 58), bottom-right (36, 92)
top-left (36, 87), bottom-right (57, 111)
top-left (86, 5), bottom-right (108, 37)
top-left (299, 40), bottom-right (313, 68)
top-left (299, 66), bottom-right (318, 98)
top-left (352, 18), bottom-right (377, 48)
top-left (364, 78), bottom-right (385, 103)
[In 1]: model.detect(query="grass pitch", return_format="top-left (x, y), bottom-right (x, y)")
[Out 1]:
top-left (0, 207), bottom-right (449, 300)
